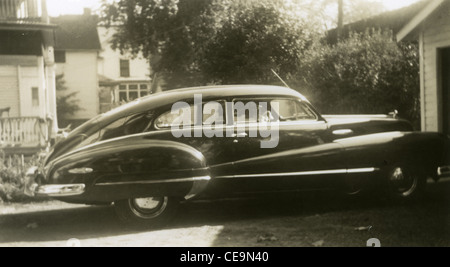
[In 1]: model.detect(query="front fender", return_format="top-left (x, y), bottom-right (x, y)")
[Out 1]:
top-left (335, 131), bottom-right (448, 178)
top-left (42, 136), bottom-right (211, 203)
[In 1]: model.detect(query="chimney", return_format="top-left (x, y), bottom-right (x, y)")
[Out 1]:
top-left (83, 8), bottom-right (92, 16)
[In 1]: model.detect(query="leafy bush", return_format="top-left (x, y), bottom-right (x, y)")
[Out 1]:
top-left (0, 152), bottom-right (47, 203)
top-left (294, 30), bottom-right (420, 129)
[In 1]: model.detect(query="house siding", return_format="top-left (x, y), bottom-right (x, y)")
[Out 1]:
top-left (422, 2), bottom-right (450, 132)
top-left (56, 51), bottom-right (99, 120)
top-left (98, 27), bottom-right (150, 80)
top-left (0, 66), bottom-right (20, 117)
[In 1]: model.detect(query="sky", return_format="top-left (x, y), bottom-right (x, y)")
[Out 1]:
top-left (46, 0), bottom-right (423, 17)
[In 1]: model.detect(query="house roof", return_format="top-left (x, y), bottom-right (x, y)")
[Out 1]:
top-left (51, 15), bottom-right (101, 50)
top-left (397, 0), bottom-right (448, 41)
top-left (327, 0), bottom-right (430, 43)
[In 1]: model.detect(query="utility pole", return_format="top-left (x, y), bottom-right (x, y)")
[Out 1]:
top-left (337, 0), bottom-right (344, 41)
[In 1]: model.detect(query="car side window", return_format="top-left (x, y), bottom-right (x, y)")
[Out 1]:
top-left (73, 116), bottom-right (129, 150)
top-left (270, 99), bottom-right (317, 122)
top-left (100, 112), bottom-right (154, 140)
top-left (73, 113), bottom-right (155, 150)
top-left (232, 99), bottom-right (260, 125)
top-left (155, 102), bottom-right (226, 129)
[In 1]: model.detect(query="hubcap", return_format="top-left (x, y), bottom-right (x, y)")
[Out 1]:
top-left (129, 197), bottom-right (168, 219)
top-left (389, 167), bottom-right (417, 197)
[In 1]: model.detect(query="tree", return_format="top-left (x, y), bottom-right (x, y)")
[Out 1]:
top-left (56, 74), bottom-right (81, 127)
top-left (100, 0), bottom-right (313, 88)
top-left (100, 0), bottom-right (212, 89)
top-left (197, 0), bottom-right (311, 84)
top-left (288, 0), bottom-right (386, 31)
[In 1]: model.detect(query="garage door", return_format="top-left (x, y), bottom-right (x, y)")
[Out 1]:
top-left (0, 66), bottom-right (20, 117)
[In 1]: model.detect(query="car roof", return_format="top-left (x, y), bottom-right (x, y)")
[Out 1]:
top-left (102, 85), bottom-right (308, 119)
top-left (67, 85), bottom-right (310, 139)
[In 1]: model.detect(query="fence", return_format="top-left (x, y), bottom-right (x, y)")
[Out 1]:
top-left (0, 117), bottom-right (49, 148)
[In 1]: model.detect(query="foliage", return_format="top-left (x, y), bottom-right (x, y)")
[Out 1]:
top-left (56, 74), bottom-right (82, 127)
top-left (100, 0), bottom-right (313, 88)
top-left (197, 0), bottom-right (311, 84)
top-left (294, 30), bottom-right (420, 128)
top-left (100, 0), bottom-right (211, 88)
top-left (100, 0), bottom-right (421, 128)
top-left (0, 152), bottom-right (47, 203)
top-left (288, 0), bottom-right (386, 31)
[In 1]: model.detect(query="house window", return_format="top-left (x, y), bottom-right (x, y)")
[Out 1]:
top-left (32, 87), bottom-right (39, 107)
top-left (120, 59), bottom-right (130, 77)
top-left (55, 50), bottom-right (66, 63)
top-left (118, 84), bottom-right (151, 102)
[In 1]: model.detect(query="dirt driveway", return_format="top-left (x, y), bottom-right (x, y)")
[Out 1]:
top-left (0, 179), bottom-right (449, 247)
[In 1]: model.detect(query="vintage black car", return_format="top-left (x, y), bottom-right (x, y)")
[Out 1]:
top-left (26, 85), bottom-right (450, 226)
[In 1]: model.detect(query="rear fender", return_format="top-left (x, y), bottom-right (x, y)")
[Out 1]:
top-left (45, 136), bottom-right (210, 202)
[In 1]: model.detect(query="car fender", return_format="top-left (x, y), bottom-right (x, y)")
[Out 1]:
top-left (334, 131), bottom-right (448, 178)
top-left (44, 135), bottom-right (211, 202)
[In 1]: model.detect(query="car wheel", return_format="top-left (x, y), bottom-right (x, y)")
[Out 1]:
top-left (114, 196), bottom-right (180, 228)
top-left (386, 165), bottom-right (426, 202)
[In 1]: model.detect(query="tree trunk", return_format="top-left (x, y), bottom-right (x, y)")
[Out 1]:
top-left (337, 0), bottom-right (344, 41)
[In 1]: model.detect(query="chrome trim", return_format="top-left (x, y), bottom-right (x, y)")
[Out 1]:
top-left (438, 166), bottom-right (450, 177)
top-left (96, 176), bottom-right (211, 186)
top-left (68, 168), bottom-right (94, 174)
top-left (35, 184), bottom-right (86, 197)
top-left (216, 168), bottom-right (378, 179)
top-left (185, 176), bottom-right (211, 200)
top-left (332, 129), bottom-right (354, 136)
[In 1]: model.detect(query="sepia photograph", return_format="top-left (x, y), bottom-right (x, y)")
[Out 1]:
top-left (0, 0), bottom-right (449, 250)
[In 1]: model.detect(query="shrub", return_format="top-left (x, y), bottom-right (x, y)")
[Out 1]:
top-left (0, 152), bottom-right (48, 203)
top-left (295, 30), bottom-right (420, 129)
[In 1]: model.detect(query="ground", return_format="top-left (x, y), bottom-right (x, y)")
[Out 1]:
top-left (0, 179), bottom-right (448, 247)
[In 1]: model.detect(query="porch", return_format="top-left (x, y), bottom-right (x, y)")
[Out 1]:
top-left (0, 117), bottom-right (51, 156)
top-left (0, 0), bottom-right (47, 23)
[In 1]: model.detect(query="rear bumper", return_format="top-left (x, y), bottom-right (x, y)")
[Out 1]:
top-left (25, 182), bottom-right (85, 197)
top-left (34, 184), bottom-right (86, 197)
top-left (24, 166), bottom-right (85, 197)
top-left (438, 166), bottom-right (450, 178)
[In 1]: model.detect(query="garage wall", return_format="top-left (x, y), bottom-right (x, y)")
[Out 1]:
top-left (422, 2), bottom-right (450, 132)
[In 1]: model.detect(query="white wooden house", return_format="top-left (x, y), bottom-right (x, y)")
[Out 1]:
top-left (52, 10), bottom-right (102, 128)
top-left (97, 26), bottom-right (152, 113)
top-left (0, 0), bottom-right (58, 155)
top-left (397, 0), bottom-right (450, 135)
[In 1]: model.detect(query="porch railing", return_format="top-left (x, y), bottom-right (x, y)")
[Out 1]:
top-left (0, 0), bottom-right (45, 23)
top-left (0, 117), bottom-right (49, 148)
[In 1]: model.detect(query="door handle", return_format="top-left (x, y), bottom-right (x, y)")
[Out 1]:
top-left (231, 133), bottom-right (248, 138)
top-left (332, 129), bottom-right (354, 136)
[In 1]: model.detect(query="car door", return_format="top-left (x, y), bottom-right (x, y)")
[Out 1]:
top-left (217, 97), bottom-right (346, 193)
top-left (150, 99), bottom-right (233, 166)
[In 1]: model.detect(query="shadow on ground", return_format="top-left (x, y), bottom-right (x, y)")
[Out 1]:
top-left (0, 180), bottom-right (448, 246)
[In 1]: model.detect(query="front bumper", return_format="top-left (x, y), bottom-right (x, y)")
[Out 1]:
top-left (24, 166), bottom-right (85, 197)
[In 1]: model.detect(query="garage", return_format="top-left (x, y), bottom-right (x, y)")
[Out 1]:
top-left (397, 0), bottom-right (450, 135)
